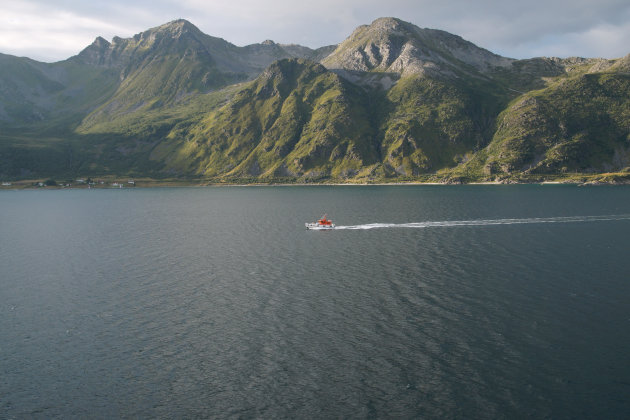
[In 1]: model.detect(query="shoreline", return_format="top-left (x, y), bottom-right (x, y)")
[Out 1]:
top-left (2, 177), bottom-right (629, 190)
top-left (2, 171), bottom-right (629, 190)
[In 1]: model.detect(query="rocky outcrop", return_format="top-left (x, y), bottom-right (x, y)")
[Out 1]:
top-left (322, 17), bottom-right (513, 79)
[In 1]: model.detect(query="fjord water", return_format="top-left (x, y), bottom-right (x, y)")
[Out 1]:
top-left (1, 185), bottom-right (629, 418)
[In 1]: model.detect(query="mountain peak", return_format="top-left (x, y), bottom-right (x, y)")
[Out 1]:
top-left (74, 36), bottom-right (112, 65)
top-left (368, 17), bottom-right (407, 32)
top-left (158, 19), bottom-right (199, 33)
top-left (134, 19), bottom-right (202, 42)
top-left (71, 19), bottom-right (210, 69)
top-left (323, 17), bottom-right (512, 77)
top-left (92, 36), bottom-right (110, 47)
top-left (350, 17), bottom-right (418, 41)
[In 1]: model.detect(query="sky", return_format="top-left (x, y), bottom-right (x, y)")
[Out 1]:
top-left (2, 0), bottom-right (630, 62)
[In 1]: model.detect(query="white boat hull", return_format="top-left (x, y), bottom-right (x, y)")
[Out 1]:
top-left (305, 223), bottom-right (335, 230)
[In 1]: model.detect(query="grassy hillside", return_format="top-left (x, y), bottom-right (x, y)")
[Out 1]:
top-left (144, 57), bottom-right (514, 182)
top-left (449, 70), bottom-right (630, 182)
top-left (152, 59), bottom-right (378, 180)
top-left (376, 74), bottom-right (510, 177)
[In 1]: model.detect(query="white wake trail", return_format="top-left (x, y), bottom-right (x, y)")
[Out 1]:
top-left (334, 214), bottom-right (630, 230)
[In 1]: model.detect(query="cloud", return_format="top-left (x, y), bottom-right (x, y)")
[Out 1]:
top-left (442, 0), bottom-right (630, 58)
top-left (1, 0), bottom-right (629, 62)
top-left (0, 1), bottom-right (146, 61)
top-left (515, 21), bottom-right (630, 59)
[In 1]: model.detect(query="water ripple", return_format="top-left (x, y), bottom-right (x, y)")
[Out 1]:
top-left (1, 187), bottom-right (630, 418)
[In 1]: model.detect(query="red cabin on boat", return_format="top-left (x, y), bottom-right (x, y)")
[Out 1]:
top-left (306, 214), bottom-right (336, 229)
top-left (317, 215), bottom-right (333, 226)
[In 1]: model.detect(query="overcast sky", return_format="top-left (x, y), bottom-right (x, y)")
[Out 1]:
top-left (2, 0), bottom-right (629, 62)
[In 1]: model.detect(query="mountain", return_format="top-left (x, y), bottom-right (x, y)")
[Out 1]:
top-left (322, 17), bottom-right (513, 78)
top-left (0, 18), bottom-right (628, 183)
top-left (0, 20), bottom-right (326, 129)
top-left (0, 20), bottom-right (334, 179)
top-left (74, 20), bottom-right (333, 132)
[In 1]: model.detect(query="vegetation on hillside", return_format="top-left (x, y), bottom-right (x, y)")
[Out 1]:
top-left (449, 71), bottom-right (630, 182)
top-left (153, 59), bottom-right (378, 180)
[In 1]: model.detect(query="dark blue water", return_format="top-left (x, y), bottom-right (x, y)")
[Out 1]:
top-left (1, 185), bottom-right (629, 419)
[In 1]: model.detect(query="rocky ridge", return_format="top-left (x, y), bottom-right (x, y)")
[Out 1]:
top-left (322, 17), bottom-right (514, 78)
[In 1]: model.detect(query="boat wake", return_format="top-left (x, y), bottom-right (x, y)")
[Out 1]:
top-left (334, 214), bottom-right (630, 230)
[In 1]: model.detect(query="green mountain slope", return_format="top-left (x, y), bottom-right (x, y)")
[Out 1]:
top-left (152, 59), bottom-right (378, 180)
top-left (144, 54), bottom-right (512, 182)
top-left (376, 74), bottom-right (510, 177)
top-left (450, 65), bottom-right (630, 182)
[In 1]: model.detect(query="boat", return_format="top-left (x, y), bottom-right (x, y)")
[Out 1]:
top-left (305, 214), bottom-right (336, 230)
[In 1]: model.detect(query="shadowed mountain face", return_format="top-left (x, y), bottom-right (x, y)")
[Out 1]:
top-left (1, 18), bottom-right (628, 183)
